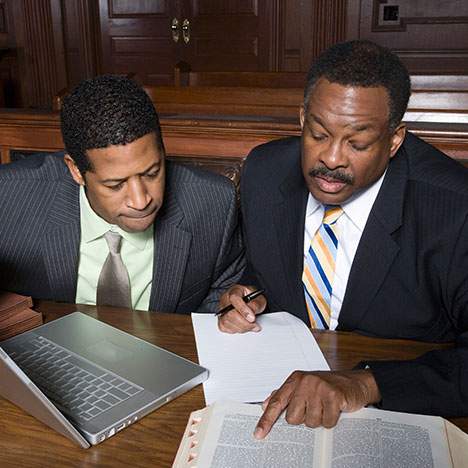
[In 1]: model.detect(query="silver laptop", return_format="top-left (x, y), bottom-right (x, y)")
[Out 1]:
top-left (0, 312), bottom-right (208, 448)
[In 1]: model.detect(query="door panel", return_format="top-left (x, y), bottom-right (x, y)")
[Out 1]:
top-left (99, 0), bottom-right (181, 84)
top-left (185, 0), bottom-right (275, 70)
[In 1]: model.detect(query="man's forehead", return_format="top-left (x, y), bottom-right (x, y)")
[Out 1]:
top-left (85, 136), bottom-right (163, 178)
top-left (305, 80), bottom-right (390, 125)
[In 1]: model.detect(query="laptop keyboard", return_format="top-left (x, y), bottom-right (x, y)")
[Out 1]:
top-left (7, 335), bottom-right (143, 422)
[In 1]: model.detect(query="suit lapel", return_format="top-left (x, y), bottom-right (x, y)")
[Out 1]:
top-left (338, 147), bottom-right (408, 330)
top-left (149, 181), bottom-right (191, 312)
top-left (273, 162), bottom-right (309, 323)
top-left (43, 177), bottom-right (81, 302)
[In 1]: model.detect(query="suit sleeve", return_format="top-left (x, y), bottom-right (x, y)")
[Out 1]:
top-left (195, 183), bottom-right (246, 312)
top-left (237, 147), bottom-right (263, 287)
top-left (364, 214), bottom-right (468, 418)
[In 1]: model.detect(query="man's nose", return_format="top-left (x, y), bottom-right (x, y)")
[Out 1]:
top-left (126, 177), bottom-right (151, 210)
top-left (320, 141), bottom-right (347, 169)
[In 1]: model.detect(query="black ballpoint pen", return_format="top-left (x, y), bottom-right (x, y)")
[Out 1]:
top-left (215, 288), bottom-right (266, 316)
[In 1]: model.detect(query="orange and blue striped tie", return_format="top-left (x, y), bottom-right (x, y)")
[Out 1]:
top-left (302, 205), bottom-right (343, 329)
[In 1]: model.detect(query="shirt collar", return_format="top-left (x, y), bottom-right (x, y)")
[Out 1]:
top-left (305, 170), bottom-right (387, 232)
top-left (79, 185), bottom-right (153, 250)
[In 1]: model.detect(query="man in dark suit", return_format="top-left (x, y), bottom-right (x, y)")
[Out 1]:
top-left (217, 40), bottom-right (468, 437)
top-left (0, 75), bottom-right (244, 313)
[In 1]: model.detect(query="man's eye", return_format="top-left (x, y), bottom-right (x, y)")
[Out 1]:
top-left (145, 170), bottom-right (159, 178)
top-left (350, 143), bottom-right (370, 151)
top-left (311, 133), bottom-right (326, 141)
top-left (107, 183), bottom-right (124, 191)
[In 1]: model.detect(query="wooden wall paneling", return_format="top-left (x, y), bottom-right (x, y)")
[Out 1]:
top-left (0, 0), bottom-right (20, 106)
top-left (50, 0), bottom-right (67, 92)
top-left (61, 0), bottom-right (100, 88)
top-left (352, 0), bottom-right (468, 74)
top-left (280, 0), bottom-right (347, 73)
top-left (278, 0), bottom-right (305, 71)
top-left (307, 0), bottom-right (347, 66)
top-left (0, 0), bottom-right (7, 45)
top-left (61, 1), bottom-right (82, 87)
top-left (345, 0), bottom-right (361, 40)
top-left (78, 0), bottom-right (101, 77)
top-left (21, 0), bottom-right (67, 109)
top-left (14, 0), bottom-right (68, 109)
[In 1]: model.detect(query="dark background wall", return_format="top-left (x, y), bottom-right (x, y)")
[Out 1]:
top-left (0, 0), bottom-right (467, 109)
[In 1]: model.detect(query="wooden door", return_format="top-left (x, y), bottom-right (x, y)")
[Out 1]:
top-left (183, 0), bottom-right (277, 71)
top-left (98, 0), bottom-right (277, 84)
top-left (98, 0), bottom-right (182, 85)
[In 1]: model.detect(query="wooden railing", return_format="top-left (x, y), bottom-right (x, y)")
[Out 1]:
top-left (1, 110), bottom-right (467, 190)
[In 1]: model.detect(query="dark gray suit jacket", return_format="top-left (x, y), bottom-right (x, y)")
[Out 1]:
top-left (0, 153), bottom-right (245, 313)
top-left (240, 133), bottom-right (468, 418)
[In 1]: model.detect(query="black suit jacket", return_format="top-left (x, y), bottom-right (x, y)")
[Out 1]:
top-left (0, 153), bottom-right (245, 313)
top-left (240, 133), bottom-right (468, 417)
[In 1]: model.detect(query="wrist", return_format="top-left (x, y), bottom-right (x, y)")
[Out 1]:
top-left (355, 369), bottom-right (381, 405)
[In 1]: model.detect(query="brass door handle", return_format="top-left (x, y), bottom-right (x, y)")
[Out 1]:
top-left (182, 18), bottom-right (190, 44)
top-left (171, 18), bottom-right (180, 43)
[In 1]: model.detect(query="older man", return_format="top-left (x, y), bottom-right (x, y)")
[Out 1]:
top-left (217, 40), bottom-right (468, 437)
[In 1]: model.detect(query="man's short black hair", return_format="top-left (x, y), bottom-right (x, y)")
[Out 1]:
top-left (60, 74), bottom-right (164, 174)
top-left (305, 40), bottom-right (411, 129)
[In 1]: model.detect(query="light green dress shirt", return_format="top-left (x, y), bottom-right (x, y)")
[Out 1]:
top-left (75, 186), bottom-right (154, 310)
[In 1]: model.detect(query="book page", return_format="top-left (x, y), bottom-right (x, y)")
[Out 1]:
top-left (174, 403), bottom-right (465, 468)
top-left (196, 402), bottom-right (323, 468)
top-left (192, 312), bottom-right (329, 404)
top-left (327, 408), bottom-right (453, 468)
top-left (445, 419), bottom-right (468, 468)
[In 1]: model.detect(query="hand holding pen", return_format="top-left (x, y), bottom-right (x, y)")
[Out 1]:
top-left (217, 285), bottom-right (267, 334)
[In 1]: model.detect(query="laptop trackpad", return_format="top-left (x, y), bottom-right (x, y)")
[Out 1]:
top-left (87, 340), bottom-right (134, 364)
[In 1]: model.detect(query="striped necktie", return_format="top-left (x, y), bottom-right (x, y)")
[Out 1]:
top-left (302, 205), bottom-right (343, 329)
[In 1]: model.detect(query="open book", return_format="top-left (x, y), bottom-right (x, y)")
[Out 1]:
top-left (173, 401), bottom-right (468, 468)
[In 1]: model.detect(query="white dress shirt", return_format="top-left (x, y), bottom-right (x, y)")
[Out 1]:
top-left (303, 172), bottom-right (386, 330)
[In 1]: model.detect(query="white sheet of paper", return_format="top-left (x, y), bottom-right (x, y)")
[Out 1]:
top-left (191, 311), bottom-right (330, 404)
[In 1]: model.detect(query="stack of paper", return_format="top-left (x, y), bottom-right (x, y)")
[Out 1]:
top-left (191, 311), bottom-right (330, 404)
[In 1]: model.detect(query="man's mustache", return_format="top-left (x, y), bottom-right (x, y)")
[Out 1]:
top-left (308, 166), bottom-right (354, 185)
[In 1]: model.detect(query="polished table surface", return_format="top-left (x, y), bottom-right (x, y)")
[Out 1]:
top-left (0, 302), bottom-right (466, 467)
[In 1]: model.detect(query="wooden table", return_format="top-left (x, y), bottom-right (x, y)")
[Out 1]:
top-left (0, 303), bottom-right (466, 467)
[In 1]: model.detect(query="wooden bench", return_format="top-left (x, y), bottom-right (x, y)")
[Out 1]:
top-left (173, 68), bottom-right (468, 91)
top-left (174, 65), bottom-right (306, 88)
top-left (0, 110), bottom-right (299, 186)
top-left (410, 75), bottom-right (468, 91)
top-left (53, 74), bottom-right (468, 125)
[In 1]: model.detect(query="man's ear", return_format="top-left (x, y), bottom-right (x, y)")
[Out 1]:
top-left (299, 105), bottom-right (305, 130)
top-left (63, 154), bottom-right (85, 186)
top-left (389, 123), bottom-right (406, 160)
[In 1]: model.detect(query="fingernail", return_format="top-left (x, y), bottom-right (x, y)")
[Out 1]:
top-left (246, 314), bottom-right (254, 322)
top-left (252, 325), bottom-right (261, 332)
top-left (253, 427), bottom-right (263, 439)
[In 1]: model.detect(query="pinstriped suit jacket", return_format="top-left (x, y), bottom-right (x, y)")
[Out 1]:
top-left (0, 153), bottom-right (245, 313)
top-left (240, 133), bottom-right (468, 418)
